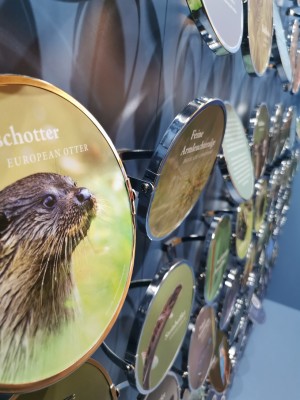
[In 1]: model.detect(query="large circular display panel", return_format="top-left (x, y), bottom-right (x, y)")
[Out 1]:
top-left (0, 75), bottom-right (135, 391)
top-left (187, 306), bottom-right (216, 391)
top-left (204, 215), bottom-right (231, 304)
top-left (143, 98), bottom-right (225, 240)
top-left (186, 0), bottom-right (243, 55)
top-left (220, 103), bottom-right (254, 203)
top-left (126, 261), bottom-right (195, 394)
top-left (250, 104), bottom-right (270, 179)
top-left (241, 0), bottom-right (273, 76)
top-left (10, 360), bottom-right (118, 399)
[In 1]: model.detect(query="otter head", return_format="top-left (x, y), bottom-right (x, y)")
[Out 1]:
top-left (0, 172), bottom-right (97, 267)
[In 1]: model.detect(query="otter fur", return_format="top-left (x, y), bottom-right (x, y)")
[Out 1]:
top-left (0, 172), bottom-right (97, 369)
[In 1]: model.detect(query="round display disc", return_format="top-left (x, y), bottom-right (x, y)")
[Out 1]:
top-left (254, 178), bottom-right (268, 233)
top-left (221, 103), bottom-right (254, 203)
top-left (204, 215), bottom-right (232, 304)
top-left (209, 331), bottom-right (231, 394)
top-left (272, 2), bottom-right (293, 83)
top-left (242, 0), bottom-right (273, 76)
top-left (250, 104), bottom-right (270, 179)
top-left (127, 261), bottom-right (195, 394)
top-left (10, 360), bottom-right (118, 399)
top-left (142, 98), bottom-right (225, 240)
top-left (0, 75), bottom-right (135, 391)
top-left (144, 373), bottom-right (180, 400)
top-left (235, 200), bottom-right (254, 260)
top-left (187, 306), bottom-right (216, 391)
top-left (186, 0), bottom-right (243, 55)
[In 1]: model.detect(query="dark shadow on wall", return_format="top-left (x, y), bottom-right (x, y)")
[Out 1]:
top-left (0, 0), bottom-right (41, 77)
top-left (71, 0), bottom-right (165, 149)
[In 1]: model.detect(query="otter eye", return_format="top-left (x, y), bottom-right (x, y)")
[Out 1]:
top-left (43, 195), bottom-right (57, 209)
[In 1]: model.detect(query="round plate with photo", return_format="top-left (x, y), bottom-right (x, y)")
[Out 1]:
top-left (126, 260), bottom-right (195, 394)
top-left (10, 359), bottom-right (118, 400)
top-left (209, 330), bottom-right (231, 394)
top-left (202, 215), bottom-right (232, 304)
top-left (234, 199), bottom-right (254, 260)
top-left (137, 98), bottom-right (226, 240)
top-left (186, 0), bottom-right (243, 55)
top-left (187, 306), bottom-right (216, 392)
top-left (0, 75), bottom-right (135, 391)
top-left (241, 0), bottom-right (273, 76)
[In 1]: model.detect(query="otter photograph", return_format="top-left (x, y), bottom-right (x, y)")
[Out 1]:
top-left (0, 82), bottom-right (134, 388)
top-left (0, 172), bottom-right (97, 378)
top-left (0, 167), bottom-right (133, 385)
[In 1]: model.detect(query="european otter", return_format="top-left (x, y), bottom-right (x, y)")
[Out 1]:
top-left (0, 172), bottom-right (97, 369)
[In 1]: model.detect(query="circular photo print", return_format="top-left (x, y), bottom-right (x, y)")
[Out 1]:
top-left (209, 331), bottom-right (231, 394)
top-left (0, 76), bottom-right (135, 390)
top-left (242, 0), bottom-right (273, 76)
top-left (131, 261), bottom-right (195, 394)
top-left (145, 98), bottom-right (225, 240)
top-left (10, 359), bottom-right (118, 399)
top-left (187, 306), bottom-right (216, 391)
top-left (204, 216), bottom-right (231, 304)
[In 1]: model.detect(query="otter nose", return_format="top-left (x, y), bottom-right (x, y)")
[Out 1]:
top-left (75, 187), bottom-right (91, 204)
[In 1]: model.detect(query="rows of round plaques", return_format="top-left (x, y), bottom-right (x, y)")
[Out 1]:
top-left (1, 73), bottom-right (299, 400)
top-left (186, 0), bottom-right (300, 93)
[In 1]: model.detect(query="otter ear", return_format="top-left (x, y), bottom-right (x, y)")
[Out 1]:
top-left (0, 212), bottom-right (10, 232)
